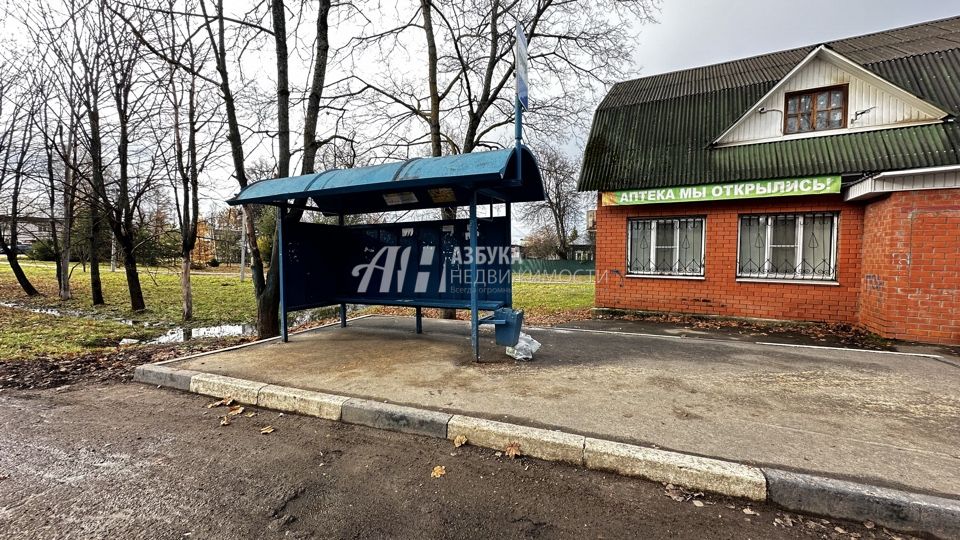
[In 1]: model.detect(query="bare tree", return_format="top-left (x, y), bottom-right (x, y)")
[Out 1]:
top-left (346, 0), bottom-right (659, 155)
top-left (345, 0), bottom-right (656, 315)
top-left (142, 0), bottom-right (223, 321)
top-left (21, 1), bottom-right (96, 302)
top-left (519, 144), bottom-right (585, 259)
top-left (32, 71), bottom-right (82, 301)
top-left (0, 59), bottom-right (41, 297)
top-left (200, 0), bottom-right (340, 338)
top-left (522, 225), bottom-right (561, 260)
top-left (65, 1), bottom-right (166, 312)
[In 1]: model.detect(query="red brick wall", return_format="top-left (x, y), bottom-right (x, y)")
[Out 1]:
top-left (859, 189), bottom-right (960, 344)
top-left (594, 194), bottom-right (864, 324)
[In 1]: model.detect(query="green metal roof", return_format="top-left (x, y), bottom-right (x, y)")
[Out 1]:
top-left (579, 17), bottom-right (960, 192)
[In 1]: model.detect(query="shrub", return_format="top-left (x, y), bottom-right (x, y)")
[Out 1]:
top-left (27, 239), bottom-right (58, 261)
top-left (208, 258), bottom-right (220, 267)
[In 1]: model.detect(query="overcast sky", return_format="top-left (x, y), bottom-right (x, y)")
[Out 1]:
top-left (633, 0), bottom-right (959, 77)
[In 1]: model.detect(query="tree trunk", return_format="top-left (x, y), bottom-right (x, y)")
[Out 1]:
top-left (58, 117), bottom-right (78, 300)
top-left (58, 228), bottom-right (72, 299)
top-left (300, 0), bottom-right (331, 175)
top-left (271, 0), bottom-right (290, 179)
top-left (89, 205), bottom-right (104, 306)
top-left (118, 237), bottom-right (146, 312)
top-left (0, 244), bottom-right (40, 297)
top-left (181, 251), bottom-right (193, 321)
top-left (58, 202), bottom-right (73, 300)
top-left (201, 0), bottom-right (269, 336)
top-left (257, 233), bottom-right (281, 337)
top-left (420, 0), bottom-right (457, 320)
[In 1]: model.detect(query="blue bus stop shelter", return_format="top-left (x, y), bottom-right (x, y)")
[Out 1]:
top-left (227, 146), bottom-right (544, 360)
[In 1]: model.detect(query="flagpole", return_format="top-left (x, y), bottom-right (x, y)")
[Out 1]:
top-left (515, 96), bottom-right (522, 180)
top-left (514, 23), bottom-right (525, 184)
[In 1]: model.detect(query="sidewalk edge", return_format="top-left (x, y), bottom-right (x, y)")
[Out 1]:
top-left (133, 363), bottom-right (959, 539)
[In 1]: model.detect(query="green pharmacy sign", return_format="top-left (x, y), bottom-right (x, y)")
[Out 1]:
top-left (602, 176), bottom-right (841, 206)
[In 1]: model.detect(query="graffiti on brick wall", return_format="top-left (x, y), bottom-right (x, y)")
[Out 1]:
top-left (865, 274), bottom-right (884, 292)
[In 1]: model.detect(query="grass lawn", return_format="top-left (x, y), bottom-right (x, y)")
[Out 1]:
top-left (1, 261), bottom-right (257, 327)
top-left (0, 260), bottom-right (595, 360)
top-left (0, 305), bottom-right (161, 361)
top-left (513, 280), bottom-right (593, 311)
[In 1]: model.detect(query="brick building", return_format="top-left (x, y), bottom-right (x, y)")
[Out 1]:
top-left (578, 18), bottom-right (960, 345)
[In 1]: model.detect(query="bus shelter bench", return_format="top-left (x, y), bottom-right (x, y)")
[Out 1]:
top-left (334, 297), bottom-right (522, 345)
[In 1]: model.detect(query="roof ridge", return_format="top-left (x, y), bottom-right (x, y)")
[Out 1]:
top-left (621, 15), bottom-right (960, 85)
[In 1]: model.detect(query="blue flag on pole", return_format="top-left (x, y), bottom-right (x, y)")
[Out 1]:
top-left (515, 24), bottom-right (529, 110)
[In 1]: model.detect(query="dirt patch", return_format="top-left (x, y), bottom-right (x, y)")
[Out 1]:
top-left (0, 338), bottom-right (250, 390)
top-left (0, 382), bottom-right (890, 539)
top-left (598, 311), bottom-right (896, 350)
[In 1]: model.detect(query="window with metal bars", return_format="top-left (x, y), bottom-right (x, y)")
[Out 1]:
top-left (737, 213), bottom-right (838, 280)
top-left (627, 218), bottom-right (705, 276)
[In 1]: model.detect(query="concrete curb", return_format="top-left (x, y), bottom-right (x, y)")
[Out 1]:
top-left (258, 385), bottom-right (348, 421)
top-left (132, 365), bottom-right (200, 391)
top-left (447, 416), bottom-right (585, 465)
top-left (584, 438), bottom-right (767, 501)
top-left (764, 468), bottom-right (960, 539)
top-left (341, 398), bottom-right (451, 439)
top-left (133, 363), bottom-right (960, 538)
top-left (189, 373), bottom-right (267, 404)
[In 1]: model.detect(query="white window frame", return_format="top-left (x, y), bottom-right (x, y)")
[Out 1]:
top-left (736, 213), bottom-right (839, 281)
top-left (627, 217), bottom-right (706, 276)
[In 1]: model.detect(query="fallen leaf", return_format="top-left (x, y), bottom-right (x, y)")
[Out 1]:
top-left (260, 425), bottom-right (275, 434)
top-left (431, 465), bottom-right (446, 478)
top-left (663, 483), bottom-right (702, 502)
top-left (494, 451), bottom-right (503, 458)
top-left (244, 411), bottom-right (257, 418)
top-left (453, 434), bottom-right (467, 448)
top-left (834, 527), bottom-right (847, 534)
top-left (504, 441), bottom-right (521, 459)
top-left (692, 500), bottom-right (704, 507)
top-left (863, 521), bottom-right (874, 529)
top-left (227, 405), bottom-right (245, 416)
top-left (664, 484), bottom-right (687, 502)
top-left (742, 508), bottom-right (758, 515)
top-left (219, 415), bottom-right (230, 426)
top-left (206, 397), bottom-right (235, 409)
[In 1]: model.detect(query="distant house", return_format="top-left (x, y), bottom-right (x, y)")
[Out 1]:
top-left (0, 215), bottom-right (59, 247)
top-left (579, 17), bottom-right (960, 345)
top-left (195, 218), bottom-right (243, 264)
top-left (568, 211), bottom-right (596, 261)
top-left (568, 236), bottom-right (594, 262)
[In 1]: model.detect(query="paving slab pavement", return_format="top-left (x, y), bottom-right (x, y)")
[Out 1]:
top-left (169, 315), bottom-right (960, 497)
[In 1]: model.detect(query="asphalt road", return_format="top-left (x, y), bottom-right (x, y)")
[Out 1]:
top-left (0, 382), bottom-right (896, 539)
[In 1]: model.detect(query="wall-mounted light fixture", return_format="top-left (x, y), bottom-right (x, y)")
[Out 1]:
top-left (852, 106), bottom-right (876, 123)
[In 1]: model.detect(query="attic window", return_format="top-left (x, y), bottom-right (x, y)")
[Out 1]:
top-left (784, 85), bottom-right (847, 134)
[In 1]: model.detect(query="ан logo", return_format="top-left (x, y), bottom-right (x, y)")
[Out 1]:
top-left (352, 246), bottom-right (445, 294)
top-left (351, 245), bottom-right (512, 294)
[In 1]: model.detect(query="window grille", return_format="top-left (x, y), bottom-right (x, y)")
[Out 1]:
top-left (627, 217), bottom-right (705, 276)
top-left (737, 213), bottom-right (837, 280)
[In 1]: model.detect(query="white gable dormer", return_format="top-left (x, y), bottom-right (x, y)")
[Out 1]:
top-left (714, 46), bottom-right (949, 147)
